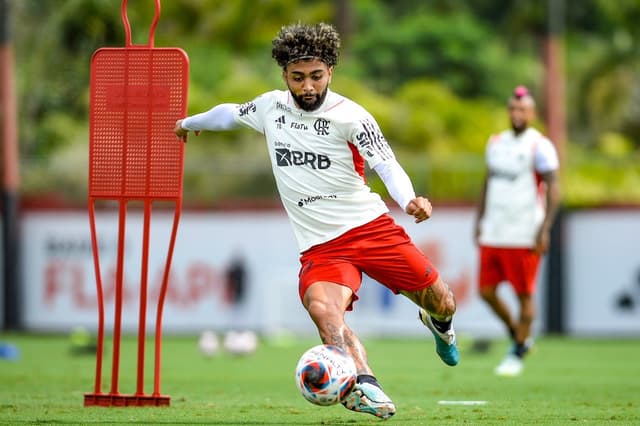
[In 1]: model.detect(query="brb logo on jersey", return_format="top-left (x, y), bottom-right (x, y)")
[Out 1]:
top-left (276, 148), bottom-right (331, 170)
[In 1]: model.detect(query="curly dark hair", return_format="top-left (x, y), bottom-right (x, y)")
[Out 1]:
top-left (271, 22), bottom-right (341, 68)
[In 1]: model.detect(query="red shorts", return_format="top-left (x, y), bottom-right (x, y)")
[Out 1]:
top-left (298, 214), bottom-right (439, 310)
top-left (478, 245), bottom-right (541, 296)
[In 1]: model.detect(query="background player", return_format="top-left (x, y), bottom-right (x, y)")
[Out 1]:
top-left (474, 86), bottom-right (560, 376)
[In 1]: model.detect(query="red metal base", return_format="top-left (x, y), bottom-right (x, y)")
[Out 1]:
top-left (84, 393), bottom-right (170, 407)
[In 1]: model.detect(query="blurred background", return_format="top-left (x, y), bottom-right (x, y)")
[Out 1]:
top-left (1, 0), bottom-right (639, 339)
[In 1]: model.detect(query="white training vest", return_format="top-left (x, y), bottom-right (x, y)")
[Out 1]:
top-left (232, 89), bottom-right (393, 252)
top-left (479, 127), bottom-right (559, 247)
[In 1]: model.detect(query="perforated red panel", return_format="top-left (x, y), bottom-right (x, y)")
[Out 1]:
top-left (89, 47), bottom-right (188, 199)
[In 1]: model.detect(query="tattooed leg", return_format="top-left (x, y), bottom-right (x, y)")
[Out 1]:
top-left (324, 322), bottom-right (372, 375)
top-left (400, 276), bottom-right (456, 321)
top-left (303, 281), bottom-right (372, 375)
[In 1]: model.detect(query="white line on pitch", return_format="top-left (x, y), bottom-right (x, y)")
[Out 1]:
top-left (437, 400), bottom-right (488, 405)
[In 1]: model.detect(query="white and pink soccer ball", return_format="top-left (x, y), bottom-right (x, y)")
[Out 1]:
top-left (295, 344), bottom-right (357, 406)
top-left (223, 330), bottom-right (258, 356)
top-left (198, 330), bottom-right (259, 357)
top-left (198, 330), bottom-right (220, 357)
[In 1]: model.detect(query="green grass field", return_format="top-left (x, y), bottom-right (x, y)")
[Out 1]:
top-left (0, 333), bottom-right (638, 425)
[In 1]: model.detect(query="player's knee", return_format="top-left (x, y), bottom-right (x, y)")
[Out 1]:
top-left (518, 296), bottom-right (535, 324)
top-left (305, 299), bottom-right (345, 343)
top-left (305, 299), bottom-right (326, 321)
top-left (520, 306), bottom-right (535, 324)
top-left (305, 298), bottom-right (342, 324)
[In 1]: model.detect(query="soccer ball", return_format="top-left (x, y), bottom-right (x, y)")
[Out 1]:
top-left (295, 344), bottom-right (357, 406)
top-left (223, 330), bottom-right (259, 356)
top-left (198, 330), bottom-right (220, 357)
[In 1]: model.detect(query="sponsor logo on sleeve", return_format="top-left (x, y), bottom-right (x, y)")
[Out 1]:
top-left (238, 101), bottom-right (257, 117)
top-left (355, 119), bottom-right (393, 160)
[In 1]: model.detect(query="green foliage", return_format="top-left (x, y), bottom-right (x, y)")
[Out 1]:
top-left (9, 0), bottom-right (640, 206)
top-left (350, 1), bottom-right (539, 99)
top-left (563, 142), bottom-right (640, 206)
top-left (13, 0), bottom-right (123, 157)
top-left (393, 80), bottom-right (504, 154)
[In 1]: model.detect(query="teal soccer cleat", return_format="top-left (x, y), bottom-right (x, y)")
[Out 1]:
top-left (419, 308), bottom-right (459, 366)
top-left (342, 382), bottom-right (396, 420)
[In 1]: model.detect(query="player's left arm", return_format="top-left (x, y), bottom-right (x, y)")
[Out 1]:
top-left (349, 111), bottom-right (432, 223)
top-left (536, 170), bottom-right (560, 254)
top-left (535, 138), bottom-right (561, 254)
top-left (373, 160), bottom-right (432, 223)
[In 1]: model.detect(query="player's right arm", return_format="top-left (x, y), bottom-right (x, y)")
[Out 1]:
top-left (533, 137), bottom-right (561, 254)
top-left (474, 172), bottom-right (489, 246)
top-left (373, 160), bottom-right (433, 223)
top-left (174, 103), bottom-right (240, 140)
top-left (474, 135), bottom-right (496, 246)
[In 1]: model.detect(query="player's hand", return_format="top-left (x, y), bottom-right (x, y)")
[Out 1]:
top-left (174, 119), bottom-right (200, 142)
top-left (474, 221), bottom-right (481, 246)
top-left (534, 228), bottom-right (551, 254)
top-left (405, 196), bottom-right (432, 223)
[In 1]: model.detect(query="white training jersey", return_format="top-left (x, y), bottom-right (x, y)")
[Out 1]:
top-left (231, 89), bottom-right (394, 252)
top-left (478, 127), bottom-right (559, 248)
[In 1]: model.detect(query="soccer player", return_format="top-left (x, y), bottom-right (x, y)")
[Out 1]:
top-left (474, 86), bottom-right (560, 376)
top-left (174, 23), bottom-right (459, 419)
